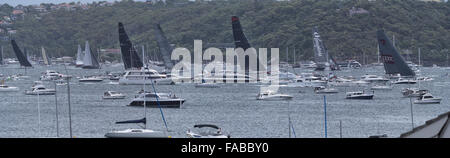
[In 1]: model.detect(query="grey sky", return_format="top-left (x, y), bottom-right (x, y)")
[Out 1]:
top-left (1, 0), bottom-right (146, 6)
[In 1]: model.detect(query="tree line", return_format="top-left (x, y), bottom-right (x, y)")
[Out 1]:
top-left (0, 0), bottom-right (449, 66)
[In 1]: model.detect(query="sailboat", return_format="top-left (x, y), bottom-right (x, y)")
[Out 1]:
top-left (154, 24), bottom-right (175, 71)
top-left (75, 45), bottom-right (84, 67)
top-left (118, 22), bottom-right (143, 70)
top-left (312, 27), bottom-right (332, 71)
top-left (41, 47), bottom-right (51, 66)
top-left (104, 118), bottom-right (167, 138)
top-left (377, 30), bottom-right (415, 78)
top-left (81, 41), bottom-right (100, 69)
top-left (105, 50), bottom-right (170, 138)
top-left (231, 16), bottom-right (266, 76)
top-left (11, 40), bottom-right (32, 68)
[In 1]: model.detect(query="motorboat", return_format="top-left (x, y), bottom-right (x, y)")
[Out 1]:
top-left (186, 124), bottom-right (230, 138)
top-left (40, 70), bottom-right (61, 81)
top-left (314, 86), bottom-right (338, 94)
top-left (290, 73), bottom-right (327, 87)
top-left (416, 76), bottom-right (433, 82)
top-left (328, 77), bottom-right (356, 87)
top-left (79, 76), bottom-right (104, 82)
top-left (360, 74), bottom-right (389, 83)
top-left (25, 84), bottom-right (56, 95)
top-left (351, 80), bottom-right (370, 87)
top-left (107, 72), bottom-right (124, 81)
top-left (103, 91), bottom-right (126, 99)
top-left (393, 78), bottom-right (417, 84)
top-left (118, 68), bottom-right (174, 85)
top-left (345, 91), bottom-right (374, 99)
top-left (370, 84), bottom-right (392, 90)
top-left (402, 88), bottom-right (429, 97)
top-left (414, 93), bottom-right (442, 104)
top-left (128, 92), bottom-right (185, 108)
top-left (0, 81), bottom-right (19, 92)
top-left (256, 90), bottom-right (293, 100)
top-left (105, 118), bottom-right (169, 138)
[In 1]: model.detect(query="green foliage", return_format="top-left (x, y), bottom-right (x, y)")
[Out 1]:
top-left (0, 0), bottom-right (449, 65)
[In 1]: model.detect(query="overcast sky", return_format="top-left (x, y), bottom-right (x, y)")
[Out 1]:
top-left (1, 0), bottom-right (146, 6)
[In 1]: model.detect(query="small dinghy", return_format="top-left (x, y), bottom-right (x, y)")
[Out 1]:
top-left (103, 91), bottom-right (126, 99)
top-left (79, 76), bottom-right (103, 83)
top-left (314, 86), bottom-right (339, 94)
top-left (402, 88), bottom-right (428, 98)
top-left (257, 90), bottom-right (293, 101)
top-left (186, 124), bottom-right (230, 138)
top-left (0, 80), bottom-right (19, 92)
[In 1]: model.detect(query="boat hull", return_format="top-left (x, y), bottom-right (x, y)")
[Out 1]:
top-left (25, 91), bottom-right (56, 95)
top-left (346, 95), bottom-right (374, 100)
top-left (79, 79), bottom-right (103, 82)
top-left (257, 95), bottom-right (293, 101)
top-left (414, 99), bottom-right (442, 104)
top-left (103, 96), bottom-right (126, 99)
top-left (128, 100), bottom-right (184, 108)
top-left (119, 78), bottom-right (175, 85)
top-left (105, 129), bottom-right (168, 138)
top-left (0, 87), bottom-right (19, 92)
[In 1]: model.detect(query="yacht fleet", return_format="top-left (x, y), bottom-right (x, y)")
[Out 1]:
top-left (0, 19), bottom-right (445, 138)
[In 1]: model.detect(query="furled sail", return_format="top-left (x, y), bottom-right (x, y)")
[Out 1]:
top-left (118, 22), bottom-right (143, 69)
top-left (115, 118), bottom-right (146, 124)
top-left (154, 24), bottom-right (174, 70)
top-left (377, 30), bottom-right (415, 77)
top-left (10, 40), bottom-right (32, 67)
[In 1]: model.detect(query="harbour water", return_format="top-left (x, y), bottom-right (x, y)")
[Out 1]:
top-left (0, 64), bottom-right (449, 138)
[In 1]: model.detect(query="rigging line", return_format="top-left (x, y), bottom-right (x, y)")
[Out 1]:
top-left (148, 73), bottom-right (169, 132)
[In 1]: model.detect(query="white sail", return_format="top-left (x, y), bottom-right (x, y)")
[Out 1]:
top-left (76, 44), bottom-right (84, 66)
top-left (81, 41), bottom-right (99, 69)
top-left (82, 41), bottom-right (93, 67)
top-left (41, 47), bottom-right (49, 65)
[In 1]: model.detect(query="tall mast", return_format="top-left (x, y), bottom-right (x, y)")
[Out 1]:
top-left (142, 45), bottom-right (147, 129)
top-left (293, 47), bottom-right (296, 66)
top-left (286, 47), bottom-right (289, 64)
top-left (38, 92), bottom-right (41, 138)
top-left (1, 45), bottom-right (3, 65)
top-left (142, 45), bottom-right (146, 67)
top-left (393, 35), bottom-right (395, 48)
top-left (1, 45), bottom-right (2, 65)
top-left (54, 81), bottom-right (59, 138)
top-left (418, 48), bottom-right (421, 67)
top-left (377, 43), bottom-right (380, 64)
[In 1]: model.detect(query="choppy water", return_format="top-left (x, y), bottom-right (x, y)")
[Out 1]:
top-left (0, 64), bottom-right (449, 138)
